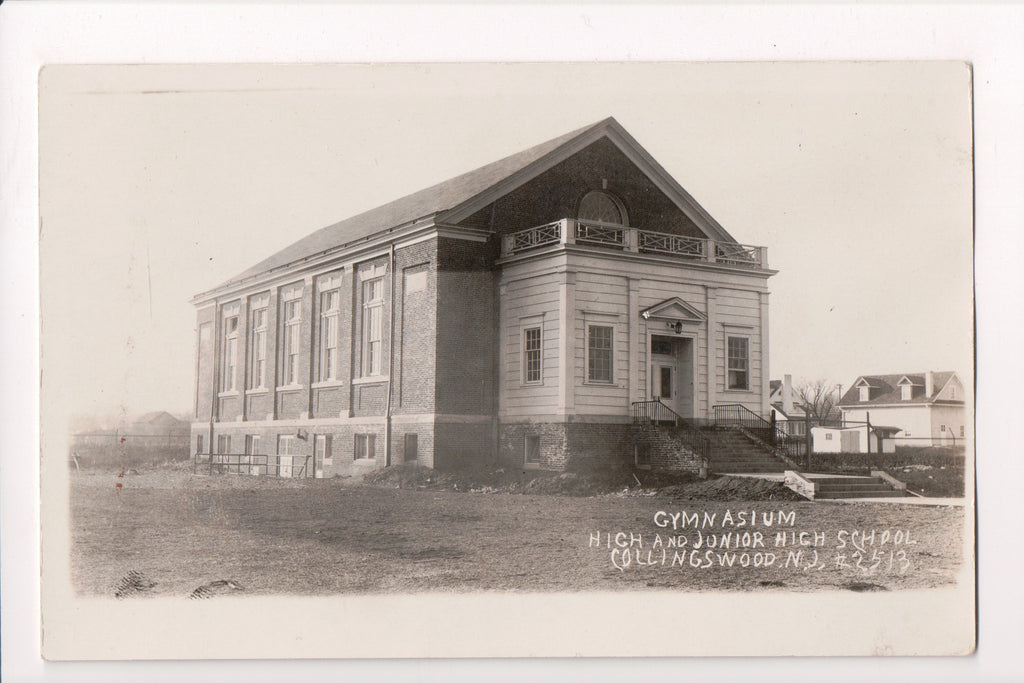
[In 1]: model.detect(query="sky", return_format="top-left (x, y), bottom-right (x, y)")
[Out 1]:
top-left (38, 62), bottom-right (974, 420)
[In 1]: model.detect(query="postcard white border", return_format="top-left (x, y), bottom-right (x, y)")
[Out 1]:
top-left (3, 2), bottom-right (1022, 681)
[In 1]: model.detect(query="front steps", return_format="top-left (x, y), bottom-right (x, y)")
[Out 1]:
top-left (703, 428), bottom-right (790, 473)
top-left (809, 475), bottom-right (908, 499)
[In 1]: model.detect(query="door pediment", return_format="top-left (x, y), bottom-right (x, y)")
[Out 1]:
top-left (640, 297), bottom-right (706, 323)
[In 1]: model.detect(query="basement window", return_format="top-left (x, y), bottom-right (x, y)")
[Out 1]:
top-left (524, 435), bottom-right (541, 467)
top-left (354, 433), bottom-right (376, 460)
top-left (635, 444), bottom-right (651, 469)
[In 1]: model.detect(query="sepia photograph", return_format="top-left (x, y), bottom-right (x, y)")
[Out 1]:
top-left (33, 60), bottom-right (979, 661)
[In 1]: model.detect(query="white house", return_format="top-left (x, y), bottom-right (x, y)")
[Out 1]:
top-left (837, 371), bottom-right (966, 447)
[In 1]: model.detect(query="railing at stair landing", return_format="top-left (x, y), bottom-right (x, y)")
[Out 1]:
top-left (712, 403), bottom-right (805, 464)
top-left (631, 399), bottom-right (711, 462)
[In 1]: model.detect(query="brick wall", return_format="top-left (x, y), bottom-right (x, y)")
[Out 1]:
top-left (394, 240), bottom-right (438, 415)
top-left (629, 425), bottom-right (703, 473)
top-left (434, 420), bottom-right (493, 470)
top-left (435, 237), bottom-right (498, 415)
top-left (194, 307), bottom-right (216, 420)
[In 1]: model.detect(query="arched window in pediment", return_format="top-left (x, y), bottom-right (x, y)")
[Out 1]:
top-left (578, 190), bottom-right (628, 227)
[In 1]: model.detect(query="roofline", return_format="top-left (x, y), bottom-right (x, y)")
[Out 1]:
top-left (190, 221), bottom-right (489, 305)
top-left (438, 118), bottom-right (740, 245)
top-left (838, 400), bottom-right (965, 409)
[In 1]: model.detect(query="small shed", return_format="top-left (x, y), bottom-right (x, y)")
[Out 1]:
top-left (811, 425), bottom-right (900, 454)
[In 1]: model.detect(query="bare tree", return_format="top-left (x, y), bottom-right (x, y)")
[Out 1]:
top-left (795, 379), bottom-right (841, 425)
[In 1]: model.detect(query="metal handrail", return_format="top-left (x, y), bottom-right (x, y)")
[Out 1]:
top-left (712, 403), bottom-right (804, 462)
top-left (632, 399), bottom-right (711, 462)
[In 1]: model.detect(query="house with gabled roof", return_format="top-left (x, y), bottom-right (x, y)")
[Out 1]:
top-left (837, 371), bottom-right (967, 446)
top-left (189, 118), bottom-right (777, 476)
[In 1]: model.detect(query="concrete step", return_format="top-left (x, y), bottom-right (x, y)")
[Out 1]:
top-left (816, 489), bottom-right (907, 499)
top-left (815, 483), bottom-right (897, 492)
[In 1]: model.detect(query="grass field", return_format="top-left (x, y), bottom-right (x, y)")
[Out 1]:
top-left (69, 465), bottom-right (968, 598)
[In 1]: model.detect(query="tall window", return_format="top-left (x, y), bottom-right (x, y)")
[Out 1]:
top-left (587, 325), bottom-right (613, 383)
top-left (282, 299), bottom-right (301, 385)
top-left (244, 434), bottom-right (261, 454)
top-left (221, 315), bottom-right (239, 391)
top-left (362, 278), bottom-right (383, 376)
top-left (901, 384), bottom-right (912, 400)
top-left (726, 336), bottom-right (749, 390)
top-left (319, 290), bottom-right (340, 381)
top-left (523, 326), bottom-right (542, 384)
top-left (217, 434), bottom-right (231, 454)
top-left (249, 307), bottom-right (267, 389)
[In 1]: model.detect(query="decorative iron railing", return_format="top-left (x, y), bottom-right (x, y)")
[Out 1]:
top-left (637, 231), bottom-right (706, 259)
top-left (631, 399), bottom-right (711, 462)
top-left (712, 403), bottom-right (804, 463)
top-left (501, 218), bottom-right (766, 269)
top-left (575, 220), bottom-right (625, 247)
top-left (508, 220), bottom-right (562, 252)
top-left (714, 242), bottom-right (761, 267)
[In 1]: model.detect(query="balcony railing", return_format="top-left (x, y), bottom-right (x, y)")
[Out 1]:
top-left (500, 218), bottom-right (767, 269)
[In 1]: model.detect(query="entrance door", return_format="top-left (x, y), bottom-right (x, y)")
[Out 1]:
top-left (650, 335), bottom-right (694, 418)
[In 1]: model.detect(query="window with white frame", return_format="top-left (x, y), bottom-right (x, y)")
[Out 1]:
top-left (245, 434), bottom-right (261, 454)
top-left (217, 434), bottom-right (231, 454)
top-left (282, 298), bottom-right (302, 385)
top-left (221, 314), bottom-right (239, 391)
top-left (901, 384), bottom-right (912, 400)
top-left (196, 434), bottom-right (204, 454)
top-left (587, 325), bottom-right (614, 383)
top-left (249, 306), bottom-right (267, 389)
top-left (523, 326), bottom-right (542, 384)
top-left (354, 433), bottom-right (376, 460)
top-left (319, 289), bottom-right (340, 381)
top-left (362, 278), bottom-right (384, 376)
top-left (859, 386), bottom-right (870, 402)
top-left (726, 336), bottom-right (749, 390)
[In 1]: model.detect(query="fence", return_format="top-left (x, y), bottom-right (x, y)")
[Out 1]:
top-left (195, 452), bottom-right (313, 478)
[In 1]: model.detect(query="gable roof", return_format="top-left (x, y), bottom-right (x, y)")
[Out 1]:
top-left (205, 117), bottom-right (743, 295)
top-left (838, 371), bottom-right (961, 407)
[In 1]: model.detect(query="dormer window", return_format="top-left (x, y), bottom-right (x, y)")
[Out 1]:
top-left (901, 384), bottom-right (912, 400)
top-left (858, 386), bottom-right (870, 402)
top-left (578, 190), bottom-right (628, 226)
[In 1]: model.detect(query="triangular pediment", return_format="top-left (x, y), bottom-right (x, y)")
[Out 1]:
top-left (640, 298), bottom-right (706, 322)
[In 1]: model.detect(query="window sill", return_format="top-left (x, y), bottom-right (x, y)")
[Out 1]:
top-left (276, 384), bottom-right (304, 393)
top-left (583, 380), bottom-right (616, 387)
top-left (217, 390), bottom-right (241, 398)
top-left (353, 458), bottom-right (377, 463)
top-left (245, 388), bottom-right (269, 395)
top-left (311, 380), bottom-right (347, 389)
top-left (351, 376), bottom-right (389, 386)
top-left (723, 388), bottom-right (753, 393)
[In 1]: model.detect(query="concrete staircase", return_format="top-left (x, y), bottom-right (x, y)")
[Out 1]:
top-left (810, 475), bottom-right (908, 499)
top-left (703, 427), bottom-right (790, 473)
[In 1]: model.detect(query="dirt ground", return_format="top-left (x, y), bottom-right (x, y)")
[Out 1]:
top-left (68, 464), bottom-right (968, 599)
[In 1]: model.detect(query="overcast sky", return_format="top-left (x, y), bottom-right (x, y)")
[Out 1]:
top-left (39, 62), bottom-right (973, 420)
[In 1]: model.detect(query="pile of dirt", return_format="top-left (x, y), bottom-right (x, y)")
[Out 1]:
top-left (362, 465), bottom-right (801, 501)
top-left (659, 475), bottom-right (805, 502)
